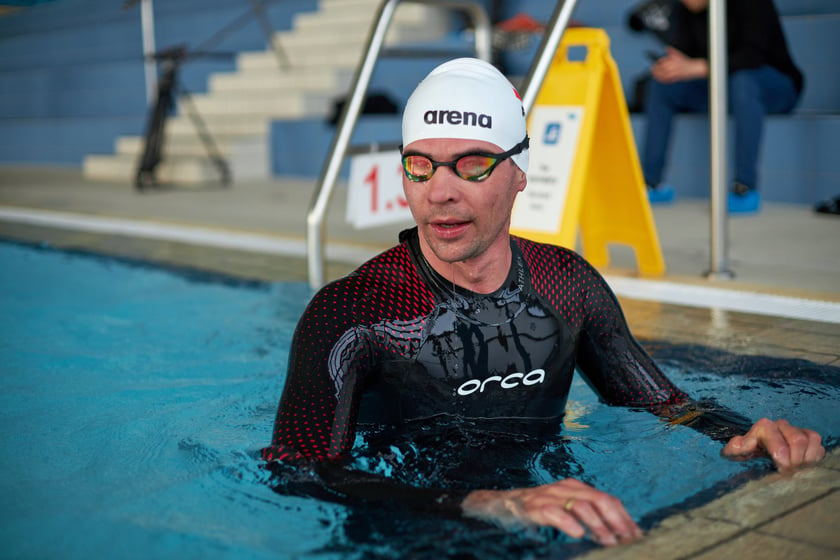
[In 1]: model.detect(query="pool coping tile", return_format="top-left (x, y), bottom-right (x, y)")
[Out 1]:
top-left (578, 448), bottom-right (840, 559)
top-left (691, 531), bottom-right (838, 560)
top-left (578, 516), bottom-right (743, 560)
top-left (757, 490), bottom-right (840, 551)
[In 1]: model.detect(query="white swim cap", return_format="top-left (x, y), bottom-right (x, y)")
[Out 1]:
top-left (402, 58), bottom-right (529, 173)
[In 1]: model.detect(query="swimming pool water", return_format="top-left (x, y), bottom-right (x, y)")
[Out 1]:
top-left (1, 241), bottom-right (837, 559)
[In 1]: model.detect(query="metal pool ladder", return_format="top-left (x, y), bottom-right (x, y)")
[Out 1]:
top-left (306, 0), bottom-right (582, 290)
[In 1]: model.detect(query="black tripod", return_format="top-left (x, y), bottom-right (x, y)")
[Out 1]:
top-left (129, 0), bottom-right (291, 191)
top-left (135, 45), bottom-right (231, 191)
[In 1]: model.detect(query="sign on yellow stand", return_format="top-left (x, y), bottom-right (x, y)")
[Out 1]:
top-left (511, 27), bottom-right (665, 276)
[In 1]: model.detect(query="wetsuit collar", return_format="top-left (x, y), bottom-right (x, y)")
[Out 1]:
top-left (400, 227), bottom-right (530, 301)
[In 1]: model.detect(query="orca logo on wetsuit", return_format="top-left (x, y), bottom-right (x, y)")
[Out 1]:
top-left (456, 368), bottom-right (546, 396)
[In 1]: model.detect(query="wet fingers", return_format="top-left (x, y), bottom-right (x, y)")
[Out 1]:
top-left (551, 496), bottom-right (643, 547)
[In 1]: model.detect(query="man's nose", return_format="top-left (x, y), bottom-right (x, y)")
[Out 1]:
top-left (426, 167), bottom-right (461, 203)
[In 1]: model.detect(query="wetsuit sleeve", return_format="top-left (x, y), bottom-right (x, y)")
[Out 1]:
top-left (261, 244), bottom-right (469, 513)
top-left (262, 282), bottom-right (368, 461)
top-left (647, 398), bottom-right (753, 443)
top-left (519, 240), bottom-right (756, 444)
top-left (541, 249), bottom-right (753, 442)
top-left (518, 239), bottom-right (681, 407)
top-left (571, 259), bottom-right (687, 408)
top-left (265, 459), bottom-right (468, 515)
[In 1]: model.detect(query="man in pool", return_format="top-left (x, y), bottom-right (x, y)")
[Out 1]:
top-left (262, 58), bottom-right (824, 546)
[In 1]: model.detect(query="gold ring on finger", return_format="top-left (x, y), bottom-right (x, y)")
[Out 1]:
top-left (564, 498), bottom-right (575, 512)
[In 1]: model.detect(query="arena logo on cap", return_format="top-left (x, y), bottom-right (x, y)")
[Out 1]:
top-left (423, 109), bottom-right (492, 129)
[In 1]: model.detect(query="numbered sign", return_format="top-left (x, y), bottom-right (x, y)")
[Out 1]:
top-left (346, 151), bottom-right (413, 229)
top-left (511, 106), bottom-right (583, 233)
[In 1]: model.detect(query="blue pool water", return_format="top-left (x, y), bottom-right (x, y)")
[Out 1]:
top-left (1, 240), bottom-right (838, 559)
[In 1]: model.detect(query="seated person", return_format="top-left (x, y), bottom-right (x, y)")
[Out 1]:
top-left (641, 0), bottom-right (803, 213)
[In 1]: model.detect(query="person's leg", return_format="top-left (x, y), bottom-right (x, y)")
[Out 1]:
top-left (642, 78), bottom-right (708, 191)
top-left (727, 66), bottom-right (797, 213)
top-left (729, 66), bottom-right (798, 190)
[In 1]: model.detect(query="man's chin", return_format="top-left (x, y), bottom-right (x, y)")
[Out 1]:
top-left (436, 246), bottom-right (485, 268)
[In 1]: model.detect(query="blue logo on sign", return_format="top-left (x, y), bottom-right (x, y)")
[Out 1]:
top-left (543, 122), bottom-right (561, 145)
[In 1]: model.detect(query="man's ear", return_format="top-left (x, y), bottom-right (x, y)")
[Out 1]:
top-left (514, 166), bottom-right (527, 193)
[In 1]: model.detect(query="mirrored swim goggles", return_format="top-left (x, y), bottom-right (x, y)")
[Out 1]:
top-left (400, 136), bottom-right (529, 182)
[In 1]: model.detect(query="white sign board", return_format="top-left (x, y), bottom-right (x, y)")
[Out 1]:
top-left (511, 106), bottom-right (584, 233)
top-left (346, 150), bottom-right (413, 229)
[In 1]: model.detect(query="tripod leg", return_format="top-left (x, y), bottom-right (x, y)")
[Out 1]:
top-left (176, 86), bottom-right (231, 186)
top-left (136, 64), bottom-right (176, 190)
top-left (249, 0), bottom-right (290, 70)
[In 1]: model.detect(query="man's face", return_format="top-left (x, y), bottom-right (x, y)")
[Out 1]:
top-left (401, 137), bottom-right (527, 268)
top-left (680, 0), bottom-right (708, 13)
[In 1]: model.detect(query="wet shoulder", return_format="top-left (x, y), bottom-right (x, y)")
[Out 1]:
top-left (314, 243), bottom-right (435, 323)
top-left (514, 236), bottom-right (608, 307)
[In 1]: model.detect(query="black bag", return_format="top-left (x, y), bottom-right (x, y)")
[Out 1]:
top-left (627, 0), bottom-right (674, 42)
top-left (327, 92), bottom-right (399, 126)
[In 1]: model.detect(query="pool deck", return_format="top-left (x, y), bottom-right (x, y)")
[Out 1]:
top-left (1, 165), bottom-right (838, 559)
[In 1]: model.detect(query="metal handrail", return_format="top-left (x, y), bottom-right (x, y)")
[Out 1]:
top-left (518, 0), bottom-right (580, 117)
top-left (306, 0), bottom-right (492, 289)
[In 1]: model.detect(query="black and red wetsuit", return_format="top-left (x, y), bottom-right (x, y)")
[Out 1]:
top-left (262, 228), bottom-right (749, 508)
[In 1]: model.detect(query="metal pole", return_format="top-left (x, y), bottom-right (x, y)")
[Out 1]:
top-left (706, 0), bottom-right (733, 279)
top-left (141, 0), bottom-right (157, 106)
top-left (519, 0), bottom-right (579, 116)
top-left (306, 0), bottom-right (492, 289)
top-left (306, 0), bottom-right (400, 289)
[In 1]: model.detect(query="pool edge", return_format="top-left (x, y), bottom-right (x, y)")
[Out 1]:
top-left (578, 447), bottom-right (840, 559)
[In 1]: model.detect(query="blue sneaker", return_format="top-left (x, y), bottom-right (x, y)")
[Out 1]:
top-left (728, 189), bottom-right (760, 214)
top-left (647, 184), bottom-right (675, 204)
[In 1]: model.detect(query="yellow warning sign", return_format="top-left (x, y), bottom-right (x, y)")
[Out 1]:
top-left (511, 27), bottom-right (665, 276)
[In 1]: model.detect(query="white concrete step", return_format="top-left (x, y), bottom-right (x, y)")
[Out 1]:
top-left (317, 0), bottom-right (382, 13)
top-left (318, 0), bottom-right (380, 7)
top-left (83, 153), bottom-right (224, 186)
top-left (85, 132), bottom-right (269, 184)
top-left (209, 67), bottom-right (353, 94)
top-left (237, 49), bottom-right (361, 71)
top-left (313, 1), bottom-right (441, 24)
top-left (114, 133), bottom-right (267, 158)
top-left (114, 132), bottom-right (261, 154)
top-left (293, 9), bottom-right (372, 29)
top-left (294, 4), bottom-right (431, 28)
top-left (292, 6), bottom-right (445, 42)
top-left (165, 114), bottom-right (270, 136)
top-left (269, 36), bottom-right (368, 63)
top-left (185, 90), bottom-right (332, 117)
top-left (272, 27), bottom-right (370, 52)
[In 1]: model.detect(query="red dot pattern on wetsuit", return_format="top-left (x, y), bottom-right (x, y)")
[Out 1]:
top-left (517, 237), bottom-right (686, 407)
top-left (263, 237), bottom-right (687, 463)
top-left (263, 243), bottom-right (436, 462)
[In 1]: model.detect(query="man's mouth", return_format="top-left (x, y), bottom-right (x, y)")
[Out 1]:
top-left (429, 220), bottom-right (470, 237)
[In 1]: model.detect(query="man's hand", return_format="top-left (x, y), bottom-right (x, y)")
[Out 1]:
top-left (651, 46), bottom-right (709, 83)
top-left (461, 478), bottom-right (643, 547)
top-left (722, 418), bottom-right (825, 472)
